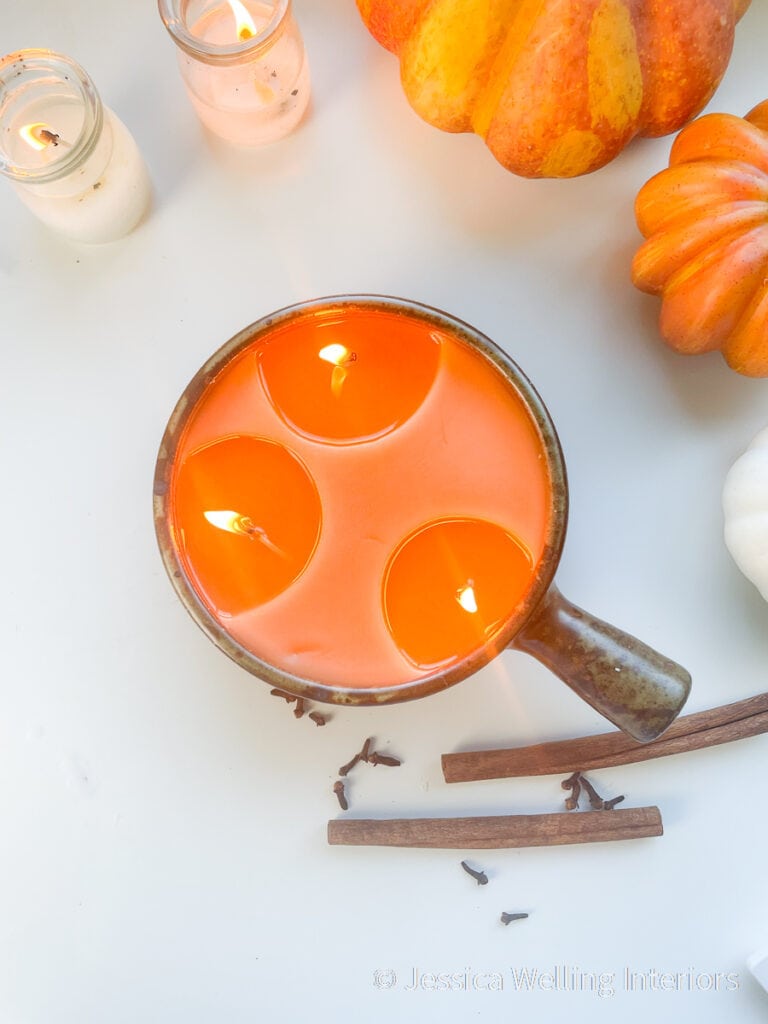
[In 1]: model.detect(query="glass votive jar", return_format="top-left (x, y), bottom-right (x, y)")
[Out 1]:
top-left (0, 50), bottom-right (151, 244)
top-left (158, 0), bottom-right (311, 146)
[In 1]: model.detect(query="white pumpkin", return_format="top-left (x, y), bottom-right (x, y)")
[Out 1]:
top-left (723, 426), bottom-right (768, 602)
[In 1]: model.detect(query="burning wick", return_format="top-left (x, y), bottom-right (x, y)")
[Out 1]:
top-left (456, 582), bottom-right (479, 614)
top-left (204, 510), bottom-right (285, 557)
top-left (319, 344), bottom-right (357, 397)
top-left (227, 0), bottom-right (257, 40)
top-left (18, 122), bottom-right (68, 151)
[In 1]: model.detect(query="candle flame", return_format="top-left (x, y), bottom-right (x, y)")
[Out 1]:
top-left (318, 343), bottom-right (350, 367)
top-left (227, 0), bottom-right (258, 40)
top-left (204, 510), bottom-right (285, 557)
top-left (319, 344), bottom-right (356, 397)
top-left (204, 510), bottom-right (250, 535)
top-left (456, 584), bottom-right (478, 614)
top-left (19, 122), bottom-right (56, 151)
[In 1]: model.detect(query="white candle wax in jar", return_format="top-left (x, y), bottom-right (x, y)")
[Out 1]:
top-left (0, 50), bottom-right (151, 244)
top-left (158, 0), bottom-right (310, 146)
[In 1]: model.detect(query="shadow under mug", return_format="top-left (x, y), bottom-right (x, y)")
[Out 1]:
top-left (154, 295), bottom-right (691, 742)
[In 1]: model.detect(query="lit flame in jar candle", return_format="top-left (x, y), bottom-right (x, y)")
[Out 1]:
top-left (227, 0), bottom-right (258, 40)
top-left (204, 509), bottom-right (285, 556)
top-left (18, 122), bottom-right (61, 150)
top-left (456, 583), bottom-right (479, 614)
top-left (319, 343), bottom-right (357, 397)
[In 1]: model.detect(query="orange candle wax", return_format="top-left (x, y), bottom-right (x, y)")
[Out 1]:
top-left (169, 306), bottom-right (553, 686)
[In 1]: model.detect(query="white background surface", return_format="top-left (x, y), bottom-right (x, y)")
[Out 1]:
top-left (2, 2), bottom-right (768, 1022)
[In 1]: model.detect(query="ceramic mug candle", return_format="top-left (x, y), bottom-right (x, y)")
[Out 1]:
top-left (158, 0), bottom-right (310, 145)
top-left (154, 296), bottom-right (691, 742)
top-left (0, 50), bottom-right (151, 243)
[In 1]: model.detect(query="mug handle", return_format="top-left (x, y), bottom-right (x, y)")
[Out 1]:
top-left (511, 586), bottom-right (691, 742)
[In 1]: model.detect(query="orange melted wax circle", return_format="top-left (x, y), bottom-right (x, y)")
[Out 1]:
top-left (169, 307), bottom-right (553, 687)
top-left (173, 436), bottom-right (321, 617)
top-left (383, 518), bottom-right (535, 670)
top-left (258, 309), bottom-right (441, 442)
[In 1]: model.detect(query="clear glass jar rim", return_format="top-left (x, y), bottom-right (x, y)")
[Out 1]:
top-left (157, 0), bottom-right (291, 63)
top-left (0, 49), bottom-right (103, 183)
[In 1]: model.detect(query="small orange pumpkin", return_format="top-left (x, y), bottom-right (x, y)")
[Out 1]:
top-left (356, 0), bottom-right (751, 178)
top-left (632, 101), bottom-right (768, 377)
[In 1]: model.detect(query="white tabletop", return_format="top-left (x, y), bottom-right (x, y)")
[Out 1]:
top-left (3, 3), bottom-right (768, 1022)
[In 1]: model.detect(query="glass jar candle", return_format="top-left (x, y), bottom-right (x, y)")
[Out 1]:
top-left (0, 50), bottom-right (151, 244)
top-left (158, 0), bottom-right (311, 146)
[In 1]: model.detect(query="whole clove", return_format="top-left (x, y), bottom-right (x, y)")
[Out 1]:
top-left (339, 737), bottom-right (374, 776)
top-left (562, 771), bottom-right (582, 811)
top-left (339, 752), bottom-right (362, 777)
top-left (333, 780), bottom-right (348, 811)
top-left (293, 698), bottom-right (307, 719)
top-left (500, 912), bottom-right (529, 925)
top-left (309, 711), bottom-right (327, 727)
top-left (564, 790), bottom-right (580, 811)
top-left (579, 775), bottom-right (604, 810)
top-left (461, 860), bottom-right (488, 885)
top-left (579, 775), bottom-right (625, 811)
top-left (368, 752), bottom-right (401, 767)
top-left (270, 688), bottom-right (297, 704)
top-left (338, 753), bottom-right (361, 776)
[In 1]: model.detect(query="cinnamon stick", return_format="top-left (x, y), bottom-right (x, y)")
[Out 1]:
top-left (442, 693), bottom-right (768, 782)
top-left (327, 806), bottom-right (662, 849)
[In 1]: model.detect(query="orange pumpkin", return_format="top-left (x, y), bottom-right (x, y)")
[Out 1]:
top-left (632, 101), bottom-right (768, 377)
top-left (355, 0), bottom-right (752, 178)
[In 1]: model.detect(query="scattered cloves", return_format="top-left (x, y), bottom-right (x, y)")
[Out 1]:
top-left (337, 736), bottom-right (403, 785)
top-left (271, 689), bottom-right (331, 727)
top-left (461, 860), bottom-right (488, 886)
top-left (561, 771), bottom-right (625, 811)
top-left (500, 912), bottom-right (529, 925)
top-left (333, 780), bottom-right (348, 811)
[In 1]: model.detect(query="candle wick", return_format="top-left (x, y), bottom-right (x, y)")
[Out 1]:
top-left (40, 128), bottom-right (72, 150)
top-left (239, 517), bottom-right (287, 559)
top-left (19, 123), bottom-right (72, 152)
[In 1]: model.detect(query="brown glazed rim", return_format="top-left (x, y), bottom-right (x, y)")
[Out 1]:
top-left (153, 294), bottom-right (569, 706)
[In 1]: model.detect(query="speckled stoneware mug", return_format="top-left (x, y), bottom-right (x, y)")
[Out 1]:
top-left (154, 295), bottom-right (691, 742)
